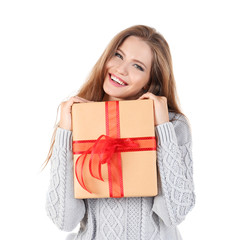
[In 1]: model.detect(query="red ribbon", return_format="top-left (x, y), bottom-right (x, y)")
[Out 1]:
top-left (75, 134), bottom-right (140, 194)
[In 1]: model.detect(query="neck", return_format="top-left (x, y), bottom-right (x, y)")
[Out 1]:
top-left (103, 94), bottom-right (124, 102)
top-left (102, 91), bottom-right (143, 102)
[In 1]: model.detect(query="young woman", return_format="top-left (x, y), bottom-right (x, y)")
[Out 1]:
top-left (44, 25), bottom-right (195, 240)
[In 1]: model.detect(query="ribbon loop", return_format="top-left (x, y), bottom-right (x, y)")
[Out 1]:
top-left (75, 134), bottom-right (140, 193)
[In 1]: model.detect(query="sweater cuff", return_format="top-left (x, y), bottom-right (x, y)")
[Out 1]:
top-left (155, 122), bottom-right (177, 145)
top-left (55, 127), bottom-right (72, 150)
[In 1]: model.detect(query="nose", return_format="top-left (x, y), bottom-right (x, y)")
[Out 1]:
top-left (116, 61), bottom-right (128, 76)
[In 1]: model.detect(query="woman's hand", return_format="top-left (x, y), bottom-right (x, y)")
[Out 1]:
top-left (138, 92), bottom-right (169, 126)
top-left (59, 96), bottom-right (94, 131)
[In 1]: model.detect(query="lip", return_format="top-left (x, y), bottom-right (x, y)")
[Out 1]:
top-left (109, 73), bottom-right (128, 86)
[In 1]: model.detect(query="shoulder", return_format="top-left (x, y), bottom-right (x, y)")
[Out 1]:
top-left (168, 112), bottom-right (192, 145)
top-left (169, 112), bottom-right (190, 126)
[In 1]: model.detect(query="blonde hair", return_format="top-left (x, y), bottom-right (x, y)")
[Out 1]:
top-left (41, 24), bottom-right (190, 170)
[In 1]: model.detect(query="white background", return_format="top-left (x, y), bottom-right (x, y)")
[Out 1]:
top-left (0, 0), bottom-right (237, 239)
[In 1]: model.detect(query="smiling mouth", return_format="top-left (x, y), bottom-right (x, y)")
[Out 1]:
top-left (109, 74), bottom-right (128, 86)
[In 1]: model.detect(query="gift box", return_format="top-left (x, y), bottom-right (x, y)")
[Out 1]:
top-left (72, 99), bottom-right (158, 199)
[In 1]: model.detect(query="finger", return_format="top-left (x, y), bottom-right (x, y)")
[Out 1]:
top-left (64, 98), bottom-right (82, 108)
top-left (73, 96), bottom-right (93, 102)
top-left (70, 96), bottom-right (87, 103)
top-left (69, 96), bottom-right (83, 100)
top-left (139, 93), bottom-right (149, 99)
top-left (72, 96), bottom-right (85, 101)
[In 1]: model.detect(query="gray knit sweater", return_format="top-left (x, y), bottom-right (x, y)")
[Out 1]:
top-left (45, 111), bottom-right (195, 240)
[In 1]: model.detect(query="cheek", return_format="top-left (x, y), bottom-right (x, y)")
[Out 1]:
top-left (131, 71), bottom-right (149, 84)
top-left (105, 60), bottom-right (112, 71)
top-left (106, 58), bottom-right (121, 70)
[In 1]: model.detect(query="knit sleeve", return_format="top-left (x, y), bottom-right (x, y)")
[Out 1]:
top-left (152, 114), bottom-right (196, 227)
top-left (45, 127), bottom-right (86, 232)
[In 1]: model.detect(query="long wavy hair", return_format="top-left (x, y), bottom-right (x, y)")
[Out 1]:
top-left (42, 24), bottom-right (190, 170)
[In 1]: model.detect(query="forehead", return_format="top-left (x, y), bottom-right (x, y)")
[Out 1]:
top-left (118, 36), bottom-right (153, 67)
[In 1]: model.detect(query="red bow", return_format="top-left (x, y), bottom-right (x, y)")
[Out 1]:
top-left (75, 134), bottom-right (139, 194)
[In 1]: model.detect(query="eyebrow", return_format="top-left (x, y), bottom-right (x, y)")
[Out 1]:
top-left (117, 48), bottom-right (147, 69)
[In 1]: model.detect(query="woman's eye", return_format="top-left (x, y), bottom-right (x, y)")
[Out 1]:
top-left (114, 52), bottom-right (144, 71)
top-left (134, 64), bottom-right (144, 71)
top-left (115, 52), bottom-right (123, 59)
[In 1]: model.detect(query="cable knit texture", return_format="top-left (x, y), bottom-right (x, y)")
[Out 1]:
top-left (45, 111), bottom-right (195, 240)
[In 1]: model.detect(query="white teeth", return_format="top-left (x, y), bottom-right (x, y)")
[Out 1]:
top-left (111, 75), bottom-right (126, 85)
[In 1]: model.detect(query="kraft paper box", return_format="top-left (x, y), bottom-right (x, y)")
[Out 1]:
top-left (72, 99), bottom-right (158, 199)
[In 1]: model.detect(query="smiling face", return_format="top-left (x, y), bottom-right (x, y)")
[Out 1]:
top-left (102, 36), bottom-right (153, 101)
